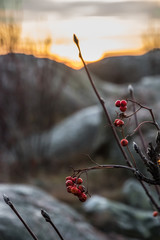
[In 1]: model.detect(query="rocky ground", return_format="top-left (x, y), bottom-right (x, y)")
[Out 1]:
top-left (0, 183), bottom-right (159, 240)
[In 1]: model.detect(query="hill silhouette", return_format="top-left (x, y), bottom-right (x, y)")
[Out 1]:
top-left (86, 49), bottom-right (160, 83)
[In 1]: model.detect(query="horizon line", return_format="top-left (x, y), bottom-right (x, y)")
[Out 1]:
top-left (0, 48), bottom-right (151, 69)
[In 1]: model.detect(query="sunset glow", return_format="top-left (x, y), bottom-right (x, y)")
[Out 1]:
top-left (0, 0), bottom-right (160, 68)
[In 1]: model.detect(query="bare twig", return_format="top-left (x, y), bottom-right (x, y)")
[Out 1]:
top-left (81, 153), bottom-right (101, 167)
top-left (126, 121), bottom-right (159, 139)
top-left (74, 164), bottom-right (160, 185)
top-left (73, 34), bottom-right (132, 168)
top-left (129, 85), bottom-right (147, 151)
top-left (125, 106), bottom-right (142, 118)
top-left (74, 164), bottom-right (135, 173)
top-left (127, 98), bottom-right (160, 130)
top-left (139, 181), bottom-right (160, 212)
top-left (3, 194), bottom-right (39, 240)
top-left (41, 209), bottom-right (64, 240)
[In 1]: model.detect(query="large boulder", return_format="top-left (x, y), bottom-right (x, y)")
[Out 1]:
top-left (83, 195), bottom-right (160, 240)
top-left (87, 49), bottom-right (160, 84)
top-left (9, 105), bottom-right (109, 168)
top-left (0, 184), bottom-right (107, 240)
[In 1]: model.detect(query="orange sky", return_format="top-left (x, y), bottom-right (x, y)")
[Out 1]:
top-left (0, 0), bottom-right (160, 68)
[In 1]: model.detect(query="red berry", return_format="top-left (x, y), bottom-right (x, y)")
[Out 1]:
top-left (120, 106), bottom-right (127, 112)
top-left (74, 189), bottom-right (82, 196)
top-left (66, 186), bottom-right (72, 193)
top-left (66, 176), bottom-right (72, 181)
top-left (77, 178), bottom-right (83, 184)
top-left (72, 177), bottom-right (77, 183)
top-left (153, 211), bottom-right (158, 217)
top-left (66, 180), bottom-right (74, 187)
top-left (118, 120), bottom-right (124, 127)
top-left (115, 100), bottom-right (121, 107)
top-left (121, 139), bottom-right (128, 147)
top-left (78, 185), bottom-right (85, 192)
top-left (71, 186), bottom-right (79, 194)
top-left (114, 119), bottom-right (119, 126)
top-left (120, 100), bottom-right (127, 107)
top-left (114, 119), bottom-right (124, 127)
top-left (79, 193), bottom-right (87, 202)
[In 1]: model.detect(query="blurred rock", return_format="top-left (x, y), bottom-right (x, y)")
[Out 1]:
top-left (122, 179), bottom-right (157, 210)
top-left (87, 49), bottom-right (160, 84)
top-left (4, 75), bottom-right (160, 176)
top-left (1, 53), bottom-right (160, 179)
top-left (83, 195), bottom-right (160, 240)
top-left (11, 105), bottom-right (110, 168)
top-left (45, 105), bottom-right (107, 159)
top-left (0, 184), bottom-right (107, 240)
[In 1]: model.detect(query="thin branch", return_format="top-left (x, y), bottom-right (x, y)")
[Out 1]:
top-left (41, 210), bottom-right (64, 240)
top-left (127, 98), bottom-right (160, 130)
top-left (74, 164), bottom-right (160, 185)
top-left (125, 106), bottom-right (142, 118)
top-left (126, 121), bottom-right (159, 138)
top-left (81, 153), bottom-right (101, 167)
top-left (129, 85), bottom-right (147, 151)
top-left (3, 194), bottom-right (39, 240)
top-left (74, 164), bottom-right (136, 174)
top-left (121, 127), bottom-right (137, 168)
top-left (139, 181), bottom-right (160, 212)
top-left (73, 34), bottom-right (132, 168)
top-left (126, 145), bottom-right (138, 169)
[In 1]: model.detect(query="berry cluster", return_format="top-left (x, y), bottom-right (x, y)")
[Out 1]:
top-left (114, 99), bottom-right (128, 147)
top-left (65, 176), bottom-right (87, 202)
top-left (115, 100), bottom-right (127, 112)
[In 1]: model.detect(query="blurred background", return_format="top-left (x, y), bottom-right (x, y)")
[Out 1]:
top-left (0, 1), bottom-right (160, 240)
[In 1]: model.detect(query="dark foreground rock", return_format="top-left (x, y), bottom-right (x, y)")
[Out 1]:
top-left (0, 184), bottom-right (107, 240)
top-left (83, 195), bottom-right (160, 240)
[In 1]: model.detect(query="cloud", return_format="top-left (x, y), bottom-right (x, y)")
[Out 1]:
top-left (1, 0), bottom-right (160, 20)
top-left (30, 1), bottom-right (160, 19)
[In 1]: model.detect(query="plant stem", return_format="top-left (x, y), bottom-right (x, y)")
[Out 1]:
top-left (126, 121), bottom-right (160, 139)
top-left (73, 34), bottom-right (132, 168)
top-left (3, 194), bottom-right (39, 240)
top-left (74, 164), bottom-right (136, 173)
top-left (127, 98), bottom-right (160, 130)
top-left (129, 85), bottom-right (147, 152)
top-left (139, 181), bottom-right (160, 212)
top-left (129, 87), bottom-right (160, 201)
top-left (41, 210), bottom-right (64, 240)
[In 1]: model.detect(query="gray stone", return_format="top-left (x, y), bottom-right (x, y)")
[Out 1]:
top-left (11, 105), bottom-right (109, 166)
top-left (7, 75), bottom-right (160, 171)
top-left (122, 179), bottom-right (158, 210)
top-left (83, 195), bottom-right (160, 240)
top-left (1, 54), bottom-right (160, 177)
top-left (46, 105), bottom-right (107, 158)
top-left (0, 184), bottom-right (107, 240)
top-left (87, 49), bottom-right (160, 84)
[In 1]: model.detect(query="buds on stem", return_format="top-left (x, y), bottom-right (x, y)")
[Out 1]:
top-left (73, 34), bottom-right (79, 47)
